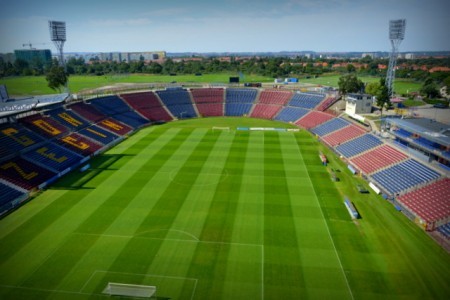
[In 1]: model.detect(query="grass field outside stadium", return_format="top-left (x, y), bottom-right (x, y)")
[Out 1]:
top-left (0, 117), bottom-right (449, 299)
top-left (0, 74), bottom-right (421, 96)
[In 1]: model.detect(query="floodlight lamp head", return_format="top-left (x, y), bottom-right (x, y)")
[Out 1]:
top-left (49, 20), bottom-right (66, 42)
top-left (389, 19), bottom-right (406, 40)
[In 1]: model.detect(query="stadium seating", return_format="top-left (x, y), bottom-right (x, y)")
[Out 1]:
top-left (120, 92), bottom-right (173, 122)
top-left (196, 103), bottom-right (224, 117)
top-left (392, 128), bottom-right (412, 139)
top-left (97, 118), bottom-right (133, 136)
top-left (371, 159), bottom-right (441, 195)
top-left (274, 107), bottom-right (310, 123)
top-left (20, 114), bottom-right (69, 139)
top-left (156, 89), bottom-right (197, 119)
top-left (48, 107), bottom-right (91, 130)
top-left (22, 142), bottom-right (84, 173)
top-left (110, 111), bottom-right (150, 129)
top-left (414, 137), bottom-right (440, 151)
top-left (321, 124), bottom-right (366, 146)
top-left (69, 102), bottom-right (108, 123)
top-left (311, 118), bottom-right (349, 137)
top-left (288, 92), bottom-right (326, 109)
top-left (225, 88), bottom-right (258, 103)
top-left (295, 111), bottom-right (334, 129)
top-left (335, 134), bottom-right (383, 158)
top-left (0, 124), bottom-right (45, 159)
top-left (225, 103), bottom-right (253, 116)
top-left (0, 181), bottom-right (26, 211)
top-left (77, 125), bottom-right (120, 146)
top-left (350, 145), bottom-right (408, 174)
top-left (190, 88), bottom-right (224, 103)
top-left (250, 104), bottom-right (282, 119)
top-left (316, 96), bottom-right (338, 111)
top-left (257, 90), bottom-right (292, 105)
top-left (87, 96), bottom-right (148, 128)
top-left (397, 178), bottom-right (449, 225)
top-left (88, 96), bottom-right (150, 129)
top-left (436, 223), bottom-right (450, 239)
top-left (57, 133), bottom-right (103, 156)
top-left (88, 95), bottom-right (132, 115)
top-left (0, 157), bottom-right (57, 190)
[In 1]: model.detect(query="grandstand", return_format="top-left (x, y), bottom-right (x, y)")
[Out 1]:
top-left (350, 145), bottom-right (408, 175)
top-left (289, 92), bottom-right (326, 109)
top-left (397, 178), bottom-right (449, 230)
top-left (387, 118), bottom-right (450, 168)
top-left (335, 134), bottom-right (383, 158)
top-left (274, 106), bottom-right (310, 123)
top-left (0, 157), bottom-right (57, 190)
top-left (156, 88), bottom-right (198, 119)
top-left (321, 124), bottom-right (366, 146)
top-left (295, 111), bottom-right (334, 129)
top-left (0, 86), bottom-right (447, 245)
top-left (370, 159), bottom-right (441, 195)
top-left (120, 92), bottom-right (173, 122)
top-left (0, 124), bottom-right (45, 158)
top-left (21, 142), bottom-right (84, 173)
top-left (311, 118), bottom-right (349, 137)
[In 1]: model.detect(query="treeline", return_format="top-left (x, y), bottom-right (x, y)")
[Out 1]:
top-left (1, 55), bottom-right (449, 84)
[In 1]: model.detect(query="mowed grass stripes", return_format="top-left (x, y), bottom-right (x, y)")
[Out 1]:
top-left (0, 118), bottom-right (449, 300)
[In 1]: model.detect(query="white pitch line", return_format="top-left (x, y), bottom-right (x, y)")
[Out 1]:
top-left (72, 232), bottom-right (261, 248)
top-left (261, 245), bottom-right (264, 300)
top-left (294, 138), bottom-right (355, 300)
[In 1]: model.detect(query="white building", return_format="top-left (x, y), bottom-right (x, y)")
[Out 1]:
top-left (345, 93), bottom-right (373, 115)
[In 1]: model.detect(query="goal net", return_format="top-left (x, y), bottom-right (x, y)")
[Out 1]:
top-left (212, 126), bottom-right (230, 132)
top-left (103, 282), bottom-right (156, 298)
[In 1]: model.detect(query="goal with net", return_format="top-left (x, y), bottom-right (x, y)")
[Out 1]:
top-left (103, 282), bottom-right (156, 298)
top-left (212, 126), bottom-right (230, 132)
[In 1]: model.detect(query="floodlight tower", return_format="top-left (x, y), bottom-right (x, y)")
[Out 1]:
top-left (49, 20), bottom-right (66, 68)
top-left (386, 19), bottom-right (406, 97)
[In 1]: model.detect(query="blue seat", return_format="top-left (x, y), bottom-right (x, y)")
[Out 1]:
top-left (0, 182), bottom-right (26, 207)
top-left (225, 103), bottom-right (253, 116)
top-left (225, 88), bottom-right (258, 103)
top-left (78, 125), bottom-right (120, 145)
top-left (274, 107), bottom-right (309, 122)
top-left (311, 118), bottom-right (349, 136)
top-left (336, 134), bottom-right (383, 158)
top-left (371, 159), bottom-right (441, 195)
top-left (288, 92), bottom-right (325, 109)
top-left (22, 142), bottom-right (84, 172)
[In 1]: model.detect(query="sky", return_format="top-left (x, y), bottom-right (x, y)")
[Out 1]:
top-left (0, 0), bottom-right (449, 54)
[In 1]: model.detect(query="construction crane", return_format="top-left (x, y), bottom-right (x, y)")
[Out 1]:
top-left (22, 42), bottom-right (47, 50)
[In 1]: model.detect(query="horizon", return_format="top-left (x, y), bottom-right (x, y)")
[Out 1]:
top-left (0, 0), bottom-right (449, 54)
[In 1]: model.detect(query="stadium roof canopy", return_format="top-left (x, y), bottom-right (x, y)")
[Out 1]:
top-left (387, 118), bottom-right (450, 147)
top-left (0, 93), bottom-right (69, 118)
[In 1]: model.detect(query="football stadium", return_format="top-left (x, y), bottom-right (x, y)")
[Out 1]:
top-left (0, 86), bottom-right (449, 299)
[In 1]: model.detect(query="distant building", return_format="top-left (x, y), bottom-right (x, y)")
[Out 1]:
top-left (404, 53), bottom-right (415, 59)
top-left (362, 53), bottom-right (375, 59)
top-left (345, 93), bottom-right (373, 115)
top-left (0, 53), bottom-right (15, 63)
top-left (14, 49), bottom-right (52, 65)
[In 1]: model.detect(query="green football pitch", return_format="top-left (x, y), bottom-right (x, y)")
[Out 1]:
top-left (0, 118), bottom-right (448, 299)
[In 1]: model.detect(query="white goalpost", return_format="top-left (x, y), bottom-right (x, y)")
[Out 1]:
top-left (103, 282), bottom-right (156, 298)
top-left (212, 126), bottom-right (230, 132)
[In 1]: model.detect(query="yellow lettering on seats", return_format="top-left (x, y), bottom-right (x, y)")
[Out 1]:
top-left (32, 120), bottom-right (62, 135)
top-left (1, 162), bottom-right (38, 180)
top-left (86, 128), bottom-right (107, 138)
top-left (37, 147), bottom-right (68, 163)
top-left (58, 113), bottom-right (83, 127)
top-left (101, 120), bottom-right (123, 131)
top-left (2, 128), bottom-right (35, 146)
top-left (61, 136), bottom-right (89, 150)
